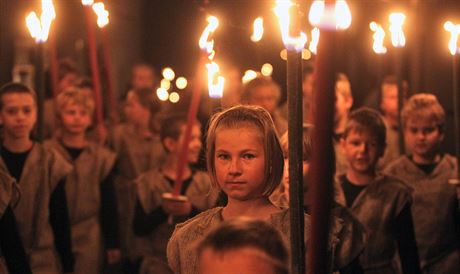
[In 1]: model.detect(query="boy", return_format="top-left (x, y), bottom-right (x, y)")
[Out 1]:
top-left (197, 218), bottom-right (289, 274)
top-left (44, 88), bottom-right (120, 273)
top-left (133, 114), bottom-right (218, 274)
top-left (337, 107), bottom-right (421, 274)
top-left (0, 82), bottom-right (73, 273)
top-left (384, 93), bottom-right (460, 273)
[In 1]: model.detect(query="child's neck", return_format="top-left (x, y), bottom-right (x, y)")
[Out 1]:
top-left (161, 154), bottom-right (191, 181)
top-left (61, 132), bottom-right (87, 148)
top-left (346, 169), bottom-right (376, 186)
top-left (223, 197), bottom-right (280, 220)
top-left (412, 153), bottom-right (441, 165)
top-left (3, 137), bottom-right (33, 153)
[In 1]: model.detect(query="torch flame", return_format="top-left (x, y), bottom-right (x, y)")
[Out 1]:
top-left (309, 27), bottom-right (320, 54)
top-left (199, 16), bottom-right (219, 56)
top-left (274, 0), bottom-right (307, 52)
top-left (308, 0), bottom-right (351, 30)
top-left (25, 0), bottom-right (56, 43)
top-left (92, 2), bottom-right (109, 28)
top-left (370, 21), bottom-right (387, 54)
top-left (81, 0), bottom-right (94, 6)
top-left (444, 21), bottom-right (460, 56)
top-left (389, 12), bottom-right (406, 48)
top-left (206, 62), bottom-right (225, 98)
top-left (251, 17), bottom-right (264, 42)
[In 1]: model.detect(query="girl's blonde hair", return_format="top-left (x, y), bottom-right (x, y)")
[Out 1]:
top-left (206, 105), bottom-right (284, 196)
top-left (401, 93), bottom-right (445, 132)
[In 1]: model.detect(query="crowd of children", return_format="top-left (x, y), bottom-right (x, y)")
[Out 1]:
top-left (0, 59), bottom-right (458, 274)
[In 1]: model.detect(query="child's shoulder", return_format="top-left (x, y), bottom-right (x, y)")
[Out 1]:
top-left (384, 155), bottom-right (412, 173)
top-left (377, 174), bottom-right (412, 193)
top-left (170, 207), bottom-right (223, 241)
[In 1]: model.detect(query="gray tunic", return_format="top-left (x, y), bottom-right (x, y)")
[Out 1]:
top-left (44, 140), bottom-right (116, 274)
top-left (109, 124), bottom-right (166, 261)
top-left (135, 169), bottom-right (218, 274)
top-left (336, 175), bottom-right (413, 273)
top-left (384, 155), bottom-right (460, 273)
top-left (0, 143), bottom-right (72, 274)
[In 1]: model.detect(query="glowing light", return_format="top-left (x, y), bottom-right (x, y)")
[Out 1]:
top-left (156, 88), bottom-right (169, 101)
top-left (169, 92), bottom-right (180, 103)
top-left (176, 77), bottom-right (188, 90)
top-left (369, 22), bottom-right (387, 54)
top-left (242, 70), bottom-right (258, 83)
top-left (206, 62), bottom-right (225, 98)
top-left (25, 0), bottom-right (56, 43)
top-left (160, 79), bottom-right (171, 90)
top-left (261, 63), bottom-right (273, 77)
top-left (92, 2), bottom-right (109, 28)
top-left (274, 0), bottom-right (307, 52)
top-left (389, 12), bottom-right (406, 48)
top-left (308, 0), bottom-right (351, 30)
top-left (81, 0), bottom-right (94, 6)
top-left (444, 21), bottom-right (460, 55)
top-left (280, 49), bottom-right (287, 60)
top-left (162, 67), bottom-right (175, 81)
top-left (251, 17), bottom-right (264, 42)
top-left (302, 49), bottom-right (312, 60)
top-left (309, 27), bottom-right (320, 54)
top-left (199, 16), bottom-right (219, 56)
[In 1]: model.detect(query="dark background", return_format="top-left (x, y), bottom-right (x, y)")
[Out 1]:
top-left (1, 0), bottom-right (459, 152)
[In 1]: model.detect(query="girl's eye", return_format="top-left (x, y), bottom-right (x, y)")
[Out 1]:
top-left (217, 154), bottom-right (230, 160)
top-left (242, 153), bottom-right (255, 160)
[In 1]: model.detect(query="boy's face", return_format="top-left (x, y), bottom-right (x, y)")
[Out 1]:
top-left (0, 93), bottom-right (36, 140)
top-left (124, 92), bottom-right (150, 125)
top-left (60, 102), bottom-right (92, 135)
top-left (132, 67), bottom-right (155, 89)
top-left (341, 129), bottom-right (384, 175)
top-left (198, 247), bottom-right (278, 274)
top-left (404, 118), bottom-right (443, 161)
top-left (248, 86), bottom-right (278, 114)
top-left (175, 124), bottom-right (202, 163)
top-left (283, 157), bottom-right (310, 193)
top-left (380, 84), bottom-right (398, 119)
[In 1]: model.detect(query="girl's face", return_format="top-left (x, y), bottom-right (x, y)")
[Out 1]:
top-left (214, 125), bottom-right (266, 201)
top-left (124, 92), bottom-right (150, 126)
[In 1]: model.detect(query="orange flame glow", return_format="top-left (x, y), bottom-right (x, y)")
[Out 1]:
top-left (92, 2), bottom-right (109, 28)
top-left (199, 16), bottom-right (219, 56)
top-left (444, 21), bottom-right (460, 56)
top-left (206, 62), bottom-right (225, 98)
top-left (309, 27), bottom-right (320, 54)
top-left (81, 0), bottom-right (94, 6)
top-left (389, 12), bottom-right (406, 48)
top-left (26, 0), bottom-right (56, 43)
top-left (308, 0), bottom-right (351, 30)
top-left (251, 17), bottom-right (264, 42)
top-left (370, 21), bottom-right (387, 54)
top-left (274, 0), bottom-right (307, 52)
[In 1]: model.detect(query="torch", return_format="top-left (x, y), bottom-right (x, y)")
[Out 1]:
top-left (389, 12), bottom-right (406, 154)
top-left (444, 21), bottom-right (460, 185)
top-left (274, 1), bottom-right (307, 273)
top-left (370, 21), bottom-right (387, 83)
top-left (25, 0), bottom-right (56, 141)
top-left (308, 0), bottom-right (351, 273)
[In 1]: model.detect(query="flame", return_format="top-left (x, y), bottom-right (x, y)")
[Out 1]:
top-left (251, 17), bottom-right (264, 42)
top-left (370, 22), bottom-right (387, 54)
top-left (308, 0), bottom-right (351, 30)
top-left (156, 88), bottom-right (169, 101)
top-left (389, 12), bottom-right (406, 47)
top-left (92, 2), bottom-right (109, 28)
top-left (309, 27), bottom-right (320, 54)
top-left (162, 67), bottom-right (176, 80)
top-left (261, 63), bottom-right (273, 76)
top-left (81, 0), bottom-right (94, 6)
top-left (274, 0), bottom-right (307, 52)
top-left (206, 62), bottom-right (225, 98)
top-left (25, 0), bottom-right (56, 43)
top-left (242, 70), bottom-right (258, 83)
top-left (199, 16), bottom-right (219, 56)
top-left (444, 21), bottom-right (460, 56)
top-left (176, 77), bottom-right (188, 90)
top-left (169, 92), bottom-right (180, 103)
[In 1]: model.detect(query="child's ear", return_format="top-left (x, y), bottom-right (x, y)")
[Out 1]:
top-left (163, 137), bottom-right (177, 152)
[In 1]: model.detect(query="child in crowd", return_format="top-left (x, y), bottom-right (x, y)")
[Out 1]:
top-left (333, 73), bottom-right (354, 176)
top-left (44, 88), bottom-right (120, 273)
top-left (0, 83), bottom-right (73, 273)
top-left (272, 124), bottom-right (365, 274)
top-left (336, 107), bottom-right (421, 274)
top-left (133, 114), bottom-right (218, 274)
top-left (167, 105), bottom-right (313, 274)
top-left (0, 171), bottom-right (32, 274)
top-left (384, 94), bottom-right (460, 273)
top-left (130, 63), bottom-right (157, 90)
top-left (108, 87), bottom-right (166, 271)
top-left (196, 218), bottom-right (289, 274)
top-left (241, 76), bottom-right (287, 135)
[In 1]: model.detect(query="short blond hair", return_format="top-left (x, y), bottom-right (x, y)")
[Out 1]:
top-left (56, 87), bottom-right (95, 117)
top-left (206, 105), bottom-right (284, 196)
top-left (401, 93), bottom-right (445, 132)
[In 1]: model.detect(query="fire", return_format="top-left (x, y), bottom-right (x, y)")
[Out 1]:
top-left (309, 27), bottom-right (320, 54)
top-left (81, 0), bottom-right (94, 6)
top-left (26, 0), bottom-right (56, 43)
top-left (370, 21), bottom-right (387, 54)
top-left (444, 21), bottom-right (460, 56)
top-left (92, 2), bottom-right (109, 28)
top-left (242, 70), bottom-right (258, 84)
top-left (199, 16), bottom-right (219, 56)
top-left (206, 62), bottom-right (225, 98)
top-left (389, 12), bottom-right (406, 48)
top-left (274, 0), bottom-right (307, 52)
top-left (308, 0), bottom-right (351, 30)
top-left (251, 17), bottom-right (264, 42)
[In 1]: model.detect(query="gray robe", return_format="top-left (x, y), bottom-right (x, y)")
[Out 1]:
top-left (384, 155), bottom-right (460, 273)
